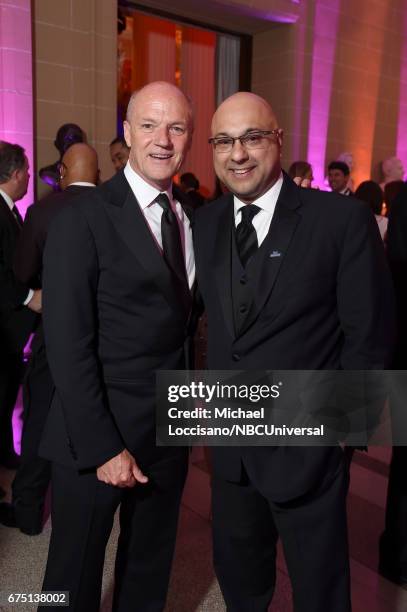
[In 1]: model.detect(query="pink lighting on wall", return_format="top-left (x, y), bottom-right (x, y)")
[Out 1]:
top-left (396, 4), bottom-right (407, 174)
top-left (0, 0), bottom-right (34, 216)
top-left (306, 2), bottom-right (340, 189)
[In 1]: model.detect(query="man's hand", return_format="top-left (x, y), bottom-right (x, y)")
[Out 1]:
top-left (293, 176), bottom-right (311, 188)
top-left (27, 289), bottom-right (42, 313)
top-left (293, 176), bottom-right (319, 189)
top-left (96, 449), bottom-right (149, 488)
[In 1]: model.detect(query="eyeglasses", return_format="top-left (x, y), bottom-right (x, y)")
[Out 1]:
top-left (208, 130), bottom-right (281, 153)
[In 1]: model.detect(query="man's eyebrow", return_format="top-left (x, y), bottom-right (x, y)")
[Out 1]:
top-left (213, 128), bottom-right (265, 138)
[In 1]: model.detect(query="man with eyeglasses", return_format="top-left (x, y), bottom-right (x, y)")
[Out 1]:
top-left (194, 92), bottom-right (394, 611)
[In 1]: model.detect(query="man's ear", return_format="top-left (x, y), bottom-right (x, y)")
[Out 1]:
top-left (10, 167), bottom-right (20, 183)
top-left (123, 122), bottom-right (131, 148)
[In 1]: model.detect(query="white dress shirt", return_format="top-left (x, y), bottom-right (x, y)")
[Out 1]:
top-left (67, 181), bottom-right (96, 188)
top-left (233, 173), bottom-right (283, 246)
top-left (375, 214), bottom-right (388, 242)
top-left (0, 187), bottom-right (16, 213)
top-left (0, 187), bottom-right (33, 305)
top-left (124, 162), bottom-right (195, 288)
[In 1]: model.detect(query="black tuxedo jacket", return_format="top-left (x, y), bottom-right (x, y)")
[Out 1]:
top-left (14, 185), bottom-right (95, 355)
top-left (14, 185), bottom-right (94, 289)
top-left (387, 182), bottom-right (407, 367)
top-left (0, 194), bottom-right (36, 354)
top-left (194, 174), bottom-right (395, 501)
top-left (40, 171), bottom-right (195, 471)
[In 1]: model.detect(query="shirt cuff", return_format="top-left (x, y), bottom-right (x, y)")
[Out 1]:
top-left (23, 289), bottom-right (34, 306)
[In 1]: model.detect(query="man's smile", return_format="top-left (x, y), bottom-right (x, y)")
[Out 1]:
top-left (229, 166), bottom-right (256, 177)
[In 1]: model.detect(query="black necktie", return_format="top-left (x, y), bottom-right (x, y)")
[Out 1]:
top-left (236, 204), bottom-right (261, 267)
top-left (156, 193), bottom-right (191, 313)
top-left (12, 204), bottom-right (23, 228)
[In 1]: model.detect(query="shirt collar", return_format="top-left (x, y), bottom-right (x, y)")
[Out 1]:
top-left (67, 182), bottom-right (96, 188)
top-left (0, 188), bottom-right (15, 211)
top-left (233, 172), bottom-right (283, 217)
top-left (124, 162), bottom-right (173, 209)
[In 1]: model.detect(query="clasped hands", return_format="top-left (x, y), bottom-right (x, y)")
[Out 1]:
top-left (96, 449), bottom-right (149, 488)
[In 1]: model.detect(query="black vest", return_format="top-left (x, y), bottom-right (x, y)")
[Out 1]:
top-left (231, 224), bottom-right (273, 337)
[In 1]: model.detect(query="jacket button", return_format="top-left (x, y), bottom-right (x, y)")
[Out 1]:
top-left (239, 305), bottom-right (247, 314)
top-left (240, 275), bottom-right (247, 285)
top-left (232, 353), bottom-right (241, 361)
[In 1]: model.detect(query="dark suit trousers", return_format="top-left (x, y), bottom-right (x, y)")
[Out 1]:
top-left (212, 458), bottom-right (351, 612)
top-left (12, 345), bottom-right (53, 528)
top-left (40, 449), bottom-right (188, 612)
top-left (380, 446), bottom-right (407, 576)
top-left (0, 351), bottom-right (23, 460)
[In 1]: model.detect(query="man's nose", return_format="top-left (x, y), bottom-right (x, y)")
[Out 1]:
top-left (230, 140), bottom-right (249, 163)
top-left (154, 126), bottom-right (171, 147)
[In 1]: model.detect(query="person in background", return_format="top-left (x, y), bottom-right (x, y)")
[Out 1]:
top-left (110, 136), bottom-right (130, 173)
top-left (337, 152), bottom-right (355, 193)
top-left (288, 161), bottom-right (313, 185)
top-left (0, 144), bottom-right (98, 535)
top-left (354, 180), bottom-right (387, 242)
top-left (384, 180), bottom-right (405, 217)
top-left (180, 172), bottom-right (206, 209)
top-left (380, 156), bottom-right (405, 191)
top-left (327, 160), bottom-right (353, 195)
top-left (380, 179), bottom-right (407, 586)
top-left (39, 124), bottom-right (85, 192)
top-left (0, 142), bottom-right (40, 472)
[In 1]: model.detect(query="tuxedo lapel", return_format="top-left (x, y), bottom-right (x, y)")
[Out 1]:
top-left (212, 195), bottom-right (235, 339)
top-left (101, 173), bottom-right (186, 321)
top-left (237, 175), bottom-right (302, 337)
top-left (0, 194), bottom-right (20, 236)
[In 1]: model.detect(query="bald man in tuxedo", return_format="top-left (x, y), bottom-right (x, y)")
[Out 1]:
top-left (194, 93), bottom-right (395, 612)
top-left (0, 144), bottom-right (99, 535)
top-left (39, 83), bottom-right (196, 611)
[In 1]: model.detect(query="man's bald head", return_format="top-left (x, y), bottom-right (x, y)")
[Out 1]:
top-left (211, 92), bottom-right (278, 135)
top-left (60, 143), bottom-right (98, 190)
top-left (123, 81), bottom-right (193, 191)
top-left (126, 82), bottom-right (193, 129)
top-left (381, 156), bottom-right (404, 183)
top-left (210, 92), bottom-right (283, 204)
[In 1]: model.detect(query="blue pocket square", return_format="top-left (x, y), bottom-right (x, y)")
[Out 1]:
top-left (269, 250), bottom-right (282, 258)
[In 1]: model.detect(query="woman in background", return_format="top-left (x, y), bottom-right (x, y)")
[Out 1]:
top-left (355, 180), bottom-right (387, 242)
top-left (288, 160), bottom-right (313, 185)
